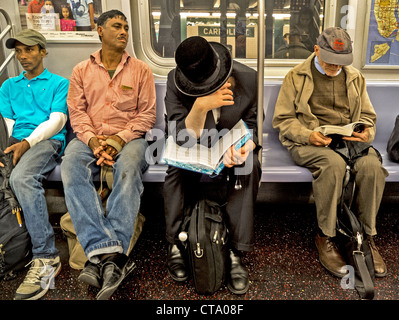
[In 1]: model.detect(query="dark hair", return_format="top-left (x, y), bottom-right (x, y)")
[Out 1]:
top-left (97, 10), bottom-right (127, 41)
top-left (60, 4), bottom-right (73, 20)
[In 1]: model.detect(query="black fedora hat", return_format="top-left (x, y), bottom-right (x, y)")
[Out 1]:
top-left (174, 36), bottom-right (233, 97)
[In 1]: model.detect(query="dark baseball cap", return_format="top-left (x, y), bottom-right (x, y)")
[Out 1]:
top-left (317, 27), bottom-right (353, 66)
top-left (6, 29), bottom-right (47, 49)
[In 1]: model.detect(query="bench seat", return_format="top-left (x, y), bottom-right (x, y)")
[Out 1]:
top-left (261, 133), bottom-right (312, 182)
top-left (44, 81), bottom-right (399, 184)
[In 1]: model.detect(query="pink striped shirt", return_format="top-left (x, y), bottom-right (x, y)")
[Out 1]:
top-left (67, 50), bottom-right (156, 145)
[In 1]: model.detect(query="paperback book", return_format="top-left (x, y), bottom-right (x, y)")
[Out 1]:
top-left (314, 121), bottom-right (373, 137)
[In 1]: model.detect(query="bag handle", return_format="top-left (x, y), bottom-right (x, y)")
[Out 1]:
top-left (353, 251), bottom-right (375, 299)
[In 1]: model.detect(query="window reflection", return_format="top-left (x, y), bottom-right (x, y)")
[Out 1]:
top-left (149, 0), bottom-right (325, 60)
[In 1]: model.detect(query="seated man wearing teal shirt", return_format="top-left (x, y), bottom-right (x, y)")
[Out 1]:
top-left (0, 29), bottom-right (69, 300)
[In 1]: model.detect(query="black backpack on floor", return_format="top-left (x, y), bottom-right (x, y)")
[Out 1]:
top-left (0, 114), bottom-right (32, 280)
top-left (0, 193), bottom-right (32, 280)
top-left (179, 198), bottom-right (229, 294)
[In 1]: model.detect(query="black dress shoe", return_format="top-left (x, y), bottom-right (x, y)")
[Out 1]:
top-left (167, 244), bottom-right (188, 282)
top-left (78, 260), bottom-right (101, 288)
top-left (227, 249), bottom-right (249, 295)
top-left (96, 253), bottom-right (136, 300)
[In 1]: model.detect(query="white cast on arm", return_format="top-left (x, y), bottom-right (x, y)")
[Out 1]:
top-left (24, 112), bottom-right (67, 147)
top-left (5, 118), bottom-right (15, 137)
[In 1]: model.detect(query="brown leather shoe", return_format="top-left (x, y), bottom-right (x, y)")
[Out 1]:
top-left (368, 236), bottom-right (387, 277)
top-left (315, 233), bottom-right (347, 278)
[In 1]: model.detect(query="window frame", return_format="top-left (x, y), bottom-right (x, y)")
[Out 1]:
top-left (134, 1), bottom-right (332, 77)
top-left (131, 0), bottom-right (399, 79)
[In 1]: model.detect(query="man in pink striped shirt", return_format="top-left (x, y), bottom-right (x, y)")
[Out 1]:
top-left (61, 9), bottom-right (156, 300)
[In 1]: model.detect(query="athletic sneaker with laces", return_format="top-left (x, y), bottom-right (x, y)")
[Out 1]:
top-left (14, 256), bottom-right (61, 300)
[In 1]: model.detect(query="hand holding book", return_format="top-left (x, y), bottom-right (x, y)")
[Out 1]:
top-left (310, 131), bottom-right (332, 147)
top-left (342, 126), bottom-right (370, 143)
top-left (224, 139), bottom-right (255, 167)
top-left (312, 121), bottom-right (373, 146)
top-left (223, 139), bottom-right (256, 168)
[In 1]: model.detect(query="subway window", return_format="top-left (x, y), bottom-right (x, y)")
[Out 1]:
top-left (149, 0), bottom-right (325, 60)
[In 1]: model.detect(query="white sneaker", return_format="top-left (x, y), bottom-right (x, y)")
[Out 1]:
top-left (14, 256), bottom-right (61, 300)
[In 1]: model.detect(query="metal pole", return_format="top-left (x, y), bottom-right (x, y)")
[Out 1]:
top-left (257, 0), bottom-right (265, 166)
top-left (0, 24), bottom-right (12, 42)
top-left (0, 50), bottom-right (15, 77)
top-left (0, 8), bottom-right (18, 77)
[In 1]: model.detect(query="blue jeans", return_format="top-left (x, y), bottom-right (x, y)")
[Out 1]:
top-left (61, 138), bottom-right (148, 263)
top-left (10, 139), bottom-right (62, 259)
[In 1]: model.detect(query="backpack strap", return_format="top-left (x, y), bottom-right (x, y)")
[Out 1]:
top-left (98, 165), bottom-right (113, 200)
top-left (0, 113), bottom-right (10, 152)
top-left (353, 249), bottom-right (375, 299)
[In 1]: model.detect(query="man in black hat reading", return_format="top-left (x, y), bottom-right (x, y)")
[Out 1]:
top-left (273, 27), bottom-right (388, 278)
top-left (164, 36), bottom-right (261, 294)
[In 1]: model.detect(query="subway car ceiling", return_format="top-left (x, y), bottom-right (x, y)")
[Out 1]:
top-left (1, 0), bottom-right (399, 81)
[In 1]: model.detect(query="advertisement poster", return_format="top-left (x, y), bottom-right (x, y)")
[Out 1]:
top-left (26, 13), bottom-right (60, 31)
top-left (365, 0), bottom-right (399, 66)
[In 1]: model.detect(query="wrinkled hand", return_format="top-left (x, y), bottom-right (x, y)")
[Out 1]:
top-left (193, 82), bottom-right (234, 112)
top-left (309, 132), bottom-right (332, 147)
top-left (343, 127), bottom-right (370, 143)
top-left (89, 135), bottom-right (126, 166)
top-left (88, 136), bottom-right (114, 166)
top-left (223, 140), bottom-right (256, 168)
top-left (4, 140), bottom-right (30, 166)
top-left (103, 135), bottom-right (126, 159)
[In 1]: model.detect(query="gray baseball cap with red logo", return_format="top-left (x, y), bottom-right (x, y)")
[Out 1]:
top-left (317, 27), bottom-right (353, 66)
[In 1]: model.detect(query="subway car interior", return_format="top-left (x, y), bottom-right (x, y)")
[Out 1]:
top-left (2, 0), bottom-right (399, 307)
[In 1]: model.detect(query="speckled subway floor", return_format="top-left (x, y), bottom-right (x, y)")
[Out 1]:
top-left (3, 183), bottom-right (399, 304)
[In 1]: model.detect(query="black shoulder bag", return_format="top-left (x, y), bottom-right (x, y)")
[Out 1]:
top-left (0, 114), bottom-right (32, 280)
top-left (387, 115), bottom-right (399, 162)
top-left (331, 137), bottom-right (376, 300)
top-left (179, 197), bottom-right (229, 295)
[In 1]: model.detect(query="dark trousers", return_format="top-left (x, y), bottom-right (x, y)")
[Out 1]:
top-left (163, 152), bottom-right (261, 252)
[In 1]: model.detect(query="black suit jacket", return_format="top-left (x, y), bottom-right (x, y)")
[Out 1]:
top-left (164, 60), bottom-right (259, 148)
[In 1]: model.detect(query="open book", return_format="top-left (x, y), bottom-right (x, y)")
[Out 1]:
top-left (162, 119), bottom-right (252, 176)
top-left (314, 121), bottom-right (373, 137)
